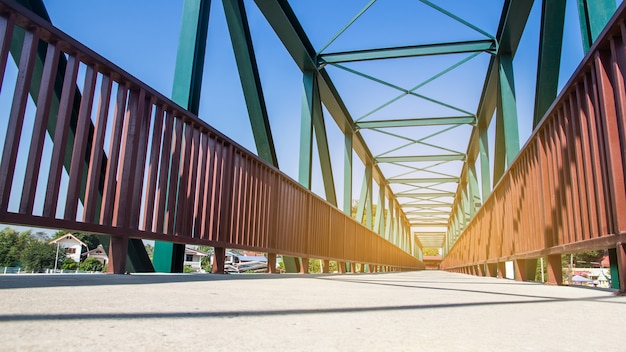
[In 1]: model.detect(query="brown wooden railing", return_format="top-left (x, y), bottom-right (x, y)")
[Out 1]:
top-left (0, 0), bottom-right (423, 273)
top-left (442, 2), bottom-right (626, 287)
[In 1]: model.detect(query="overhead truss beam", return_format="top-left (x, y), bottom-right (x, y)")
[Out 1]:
top-left (376, 154), bottom-right (466, 163)
top-left (318, 39), bottom-right (496, 65)
top-left (357, 116), bottom-right (476, 129)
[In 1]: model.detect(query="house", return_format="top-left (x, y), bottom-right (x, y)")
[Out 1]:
top-left (49, 234), bottom-right (88, 263)
top-left (85, 244), bottom-right (109, 266)
top-left (184, 247), bottom-right (208, 272)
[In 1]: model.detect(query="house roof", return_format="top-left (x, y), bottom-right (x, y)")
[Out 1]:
top-left (185, 247), bottom-right (208, 256)
top-left (49, 233), bottom-right (88, 248)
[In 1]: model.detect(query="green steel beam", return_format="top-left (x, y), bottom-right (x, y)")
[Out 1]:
top-left (344, 132), bottom-right (353, 215)
top-left (299, 71), bottom-right (315, 189)
top-left (299, 66), bottom-right (340, 201)
top-left (366, 164), bottom-right (373, 229)
top-left (402, 204), bottom-right (453, 209)
top-left (458, 0), bottom-right (534, 225)
top-left (311, 78), bottom-right (338, 206)
top-left (318, 40), bottom-right (496, 65)
top-left (493, 54), bottom-right (519, 183)
top-left (317, 0), bottom-right (376, 54)
top-left (533, 0), bottom-right (566, 128)
top-left (468, 161), bottom-right (480, 217)
top-left (404, 211), bottom-right (450, 216)
top-left (172, 0), bottom-right (210, 114)
top-left (376, 154), bottom-right (466, 163)
top-left (223, 0), bottom-right (278, 166)
top-left (577, 0), bottom-right (616, 53)
top-left (357, 116), bottom-right (475, 129)
top-left (419, 0), bottom-right (495, 40)
top-left (388, 177), bottom-right (460, 184)
top-left (479, 127), bottom-right (491, 199)
top-left (396, 192), bottom-right (455, 198)
top-left (374, 186), bottom-right (385, 234)
top-left (155, 0), bottom-right (211, 273)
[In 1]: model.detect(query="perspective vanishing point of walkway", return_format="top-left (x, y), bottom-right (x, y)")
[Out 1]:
top-left (1, 271), bottom-right (625, 351)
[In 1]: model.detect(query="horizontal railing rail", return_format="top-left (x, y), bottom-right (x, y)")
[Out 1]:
top-left (0, 0), bottom-right (423, 273)
top-left (442, 1), bottom-right (626, 285)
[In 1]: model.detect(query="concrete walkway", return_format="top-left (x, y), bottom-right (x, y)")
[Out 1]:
top-left (1, 270), bottom-right (624, 351)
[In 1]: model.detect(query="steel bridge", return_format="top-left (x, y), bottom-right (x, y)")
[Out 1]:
top-left (0, 0), bottom-right (625, 291)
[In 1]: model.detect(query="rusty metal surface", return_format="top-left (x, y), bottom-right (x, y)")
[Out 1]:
top-left (443, 6), bottom-right (626, 274)
top-left (0, 0), bottom-right (422, 273)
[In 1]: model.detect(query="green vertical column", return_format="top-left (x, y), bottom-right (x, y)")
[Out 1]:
top-left (609, 248), bottom-right (620, 289)
top-left (479, 127), bottom-right (491, 199)
top-left (533, 0), bottom-right (566, 128)
top-left (222, 0), bottom-right (278, 166)
top-left (299, 71), bottom-right (314, 189)
top-left (365, 163), bottom-right (373, 229)
top-left (344, 132), bottom-right (353, 216)
top-left (493, 54), bottom-right (520, 184)
top-left (468, 161), bottom-right (480, 218)
top-left (154, 0), bottom-right (211, 273)
top-left (577, 0), bottom-right (616, 53)
top-left (375, 185), bottom-right (385, 234)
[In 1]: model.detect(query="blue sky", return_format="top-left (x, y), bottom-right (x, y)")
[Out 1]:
top-left (0, 0), bottom-right (618, 232)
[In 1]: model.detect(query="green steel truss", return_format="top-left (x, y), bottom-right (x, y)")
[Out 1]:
top-left (152, 0), bottom-right (620, 264)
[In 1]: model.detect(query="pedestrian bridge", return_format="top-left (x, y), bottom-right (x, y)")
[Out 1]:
top-left (0, 0), bottom-right (625, 292)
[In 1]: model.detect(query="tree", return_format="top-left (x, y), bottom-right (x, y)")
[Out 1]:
top-left (79, 257), bottom-right (103, 272)
top-left (21, 241), bottom-right (57, 272)
top-left (0, 228), bottom-right (34, 267)
top-left (61, 258), bottom-right (78, 270)
top-left (423, 248), bottom-right (439, 256)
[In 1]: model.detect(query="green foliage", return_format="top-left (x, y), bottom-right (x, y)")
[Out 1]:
top-left (183, 264), bottom-right (195, 273)
top-left (20, 241), bottom-right (57, 272)
top-left (0, 228), bottom-right (33, 266)
top-left (307, 259), bottom-right (338, 273)
top-left (61, 258), bottom-right (78, 270)
top-left (79, 257), bottom-right (104, 272)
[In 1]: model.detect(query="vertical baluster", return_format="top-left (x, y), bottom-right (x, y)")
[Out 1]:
top-left (64, 64), bottom-right (97, 220)
top-left (154, 111), bottom-right (174, 233)
top-left (142, 104), bottom-right (164, 232)
top-left (82, 73), bottom-right (112, 223)
top-left (20, 41), bottom-right (60, 214)
top-left (0, 28), bottom-right (38, 211)
top-left (100, 83), bottom-right (129, 225)
top-left (165, 117), bottom-right (183, 235)
top-left (0, 14), bottom-right (15, 92)
top-left (129, 96), bottom-right (152, 229)
top-left (112, 89), bottom-right (145, 228)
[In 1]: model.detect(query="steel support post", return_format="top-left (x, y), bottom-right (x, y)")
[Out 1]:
top-left (338, 261), bottom-right (346, 273)
top-left (343, 132), bottom-right (353, 215)
top-left (546, 254), bottom-right (563, 285)
top-left (494, 54), bottom-right (520, 183)
top-left (107, 236), bottom-right (128, 274)
top-left (497, 262), bottom-right (506, 279)
top-left (486, 263), bottom-right (496, 277)
top-left (298, 258), bottom-right (309, 274)
top-left (577, 0), bottom-right (616, 53)
top-left (212, 247), bottom-right (225, 274)
top-left (479, 127), bottom-right (491, 199)
top-left (533, 0), bottom-right (566, 128)
top-left (222, 0), bottom-right (278, 165)
top-left (267, 253), bottom-right (277, 273)
top-left (515, 258), bottom-right (538, 282)
top-left (608, 245), bottom-right (626, 291)
top-left (155, 0), bottom-right (210, 273)
top-left (322, 260), bottom-right (330, 273)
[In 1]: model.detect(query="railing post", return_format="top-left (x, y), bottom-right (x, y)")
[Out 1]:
top-left (267, 253), bottom-right (276, 273)
top-left (515, 259), bottom-right (537, 281)
top-left (299, 258), bottom-right (309, 274)
top-left (212, 247), bottom-right (226, 274)
top-left (546, 254), bottom-right (562, 285)
top-left (107, 236), bottom-right (128, 274)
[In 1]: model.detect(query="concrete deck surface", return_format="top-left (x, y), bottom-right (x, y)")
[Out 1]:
top-left (1, 270), bottom-right (625, 351)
